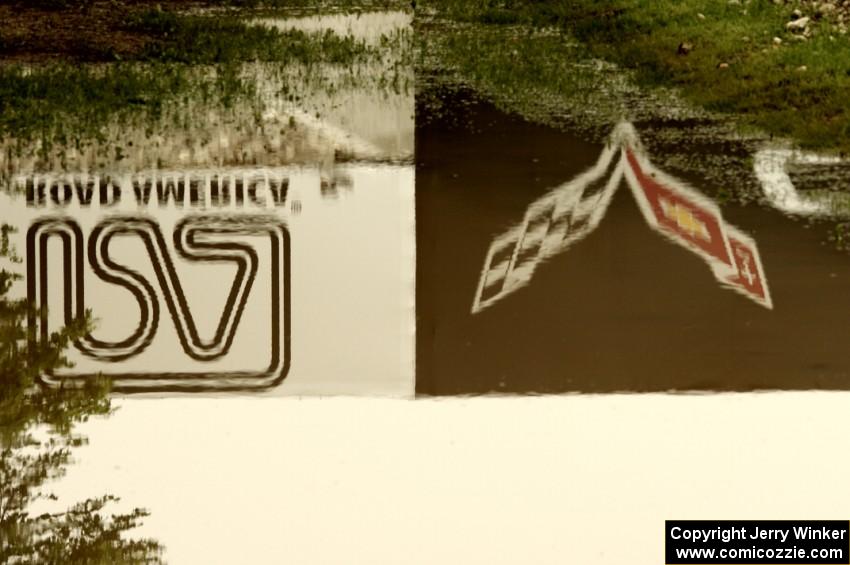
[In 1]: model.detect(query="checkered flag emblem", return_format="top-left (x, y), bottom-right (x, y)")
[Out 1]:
top-left (472, 123), bottom-right (772, 313)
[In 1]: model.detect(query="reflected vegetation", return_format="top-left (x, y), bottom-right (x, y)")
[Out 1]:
top-left (257, 10), bottom-right (412, 45)
top-left (416, 18), bottom-right (702, 135)
top-left (1, 7), bottom-right (414, 559)
top-left (416, 6), bottom-right (782, 209)
top-left (1, 11), bottom-right (414, 397)
top-left (0, 11), bottom-right (412, 189)
top-left (0, 226), bottom-right (163, 563)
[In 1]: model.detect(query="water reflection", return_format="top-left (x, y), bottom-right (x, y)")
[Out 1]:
top-left (0, 11), bottom-right (415, 396)
top-left (257, 11), bottom-right (412, 46)
top-left (755, 148), bottom-right (850, 217)
top-left (415, 88), bottom-right (850, 393)
top-left (0, 212), bottom-right (164, 563)
top-left (1, 10), bottom-right (413, 562)
top-left (3, 163), bottom-right (414, 396)
top-left (472, 140), bottom-right (622, 313)
top-left (0, 11), bottom-right (413, 190)
top-left (0, 60), bottom-right (413, 181)
top-left (474, 123), bottom-right (772, 313)
top-left (27, 214), bottom-right (290, 392)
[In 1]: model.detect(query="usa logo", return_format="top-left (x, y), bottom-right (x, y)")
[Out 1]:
top-left (5, 164), bottom-right (415, 396)
top-left (26, 214), bottom-right (290, 392)
top-left (13, 169), bottom-right (295, 393)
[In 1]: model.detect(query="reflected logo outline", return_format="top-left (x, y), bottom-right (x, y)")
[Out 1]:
top-left (472, 123), bottom-right (772, 313)
top-left (27, 214), bottom-right (291, 392)
top-left (472, 143), bottom-right (623, 313)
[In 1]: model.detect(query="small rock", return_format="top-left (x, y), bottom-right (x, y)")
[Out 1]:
top-left (677, 42), bottom-right (693, 55)
top-left (786, 16), bottom-right (810, 31)
top-left (718, 62), bottom-right (730, 69)
top-left (697, 12), bottom-right (706, 19)
top-left (821, 3), bottom-right (837, 15)
top-left (796, 65), bottom-right (808, 72)
top-left (773, 36), bottom-right (783, 44)
top-left (791, 8), bottom-right (803, 19)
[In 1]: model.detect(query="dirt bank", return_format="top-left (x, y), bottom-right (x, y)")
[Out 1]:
top-left (0, 1), bottom-right (209, 62)
top-left (0, 0), bottom-right (406, 62)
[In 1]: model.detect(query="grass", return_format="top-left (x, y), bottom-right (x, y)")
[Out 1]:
top-left (127, 10), bottom-right (374, 63)
top-left (0, 2), bottom-right (381, 64)
top-left (4, 0), bottom-right (409, 9)
top-left (0, 2), bottom-right (411, 166)
top-left (0, 64), bottom-right (244, 149)
top-left (423, 0), bottom-right (850, 152)
top-left (417, 12), bottom-right (699, 139)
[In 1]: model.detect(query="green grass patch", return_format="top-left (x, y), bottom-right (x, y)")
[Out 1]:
top-left (0, 63), bottom-right (248, 149)
top-left (416, 17), bottom-right (699, 140)
top-left (424, 0), bottom-right (850, 152)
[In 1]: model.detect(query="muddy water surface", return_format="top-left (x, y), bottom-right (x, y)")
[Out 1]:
top-left (0, 12), bottom-right (415, 397)
top-left (8, 12), bottom-right (850, 565)
top-left (4, 14), bottom-right (850, 398)
top-left (416, 86), bottom-right (850, 394)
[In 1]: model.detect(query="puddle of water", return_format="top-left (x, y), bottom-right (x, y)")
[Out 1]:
top-left (8, 12), bottom-right (850, 564)
top-left (0, 12), bottom-right (413, 185)
top-left (4, 11), bottom-right (850, 399)
top-left (755, 148), bottom-right (850, 216)
top-left (416, 87), bottom-right (850, 394)
top-left (248, 12), bottom-right (414, 162)
top-left (248, 60), bottom-right (413, 162)
top-left (415, 20), bottom-right (773, 207)
top-left (0, 11), bottom-right (414, 397)
top-left (255, 11), bottom-right (412, 46)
